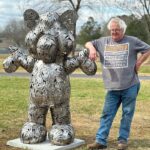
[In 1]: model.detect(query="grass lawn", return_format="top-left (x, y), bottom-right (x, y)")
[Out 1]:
top-left (0, 77), bottom-right (150, 150)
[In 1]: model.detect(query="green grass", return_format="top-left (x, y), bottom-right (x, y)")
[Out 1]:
top-left (1, 77), bottom-right (149, 115)
top-left (0, 54), bottom-right (8, 71)
top-left (0, 77), bottom-right (150, 150)
top-left (0, 77), bottom-right (104, 124)
top-left (0, 77), bottom-right (149, 128)
top-left (0, 77), bottom-right (29, 130)
top-left (139, 65), bottom-right (150, 74)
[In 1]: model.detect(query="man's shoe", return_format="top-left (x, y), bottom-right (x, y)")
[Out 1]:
top-left (87, 142), bottom-right (107, 149)
top-left (118, 141), bottom-right (128, 150)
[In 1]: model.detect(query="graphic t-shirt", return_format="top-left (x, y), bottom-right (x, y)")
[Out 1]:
top-left (92, 35), bottom-right (150, 90)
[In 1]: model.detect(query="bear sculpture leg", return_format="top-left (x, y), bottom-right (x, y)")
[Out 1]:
top-left (20, 104), bottom-right (48, 144)
top-left (48, 101), bottom-right (75, 145)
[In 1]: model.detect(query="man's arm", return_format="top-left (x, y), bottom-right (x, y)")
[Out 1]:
top-left (85, 42), bottom-right (97, 61)
top-left (135, 50), bottom-right (150, 72)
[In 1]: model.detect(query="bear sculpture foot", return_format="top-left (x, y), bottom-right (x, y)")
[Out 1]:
top-left (48, 124), bottom-right (75, 145)
top-left (20, 122), bottom-right (47, 144)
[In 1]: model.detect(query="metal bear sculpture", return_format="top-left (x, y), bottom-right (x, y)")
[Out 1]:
top-left (3, 9), bottom-right (97, 145)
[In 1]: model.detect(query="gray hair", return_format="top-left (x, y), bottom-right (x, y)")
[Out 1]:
top-left (107, 17), bottom-right (127, 34)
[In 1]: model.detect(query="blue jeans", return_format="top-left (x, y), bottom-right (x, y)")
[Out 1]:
top-left (96, 83), bottom-right (140, 146)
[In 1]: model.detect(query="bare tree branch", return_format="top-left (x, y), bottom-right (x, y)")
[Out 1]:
top-left (76, 0), bottom-right (81, 11)
top-left (68, 0), bottom-right (76, 10)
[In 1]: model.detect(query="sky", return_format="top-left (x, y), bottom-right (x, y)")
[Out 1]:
top-left (0, 0), bottom-right (40, 29)
top-left (0, 0), bottom-right (21, 29)
top-left (0, 0), bottom-right (130, 31)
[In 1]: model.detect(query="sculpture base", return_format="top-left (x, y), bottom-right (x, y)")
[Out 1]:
top-left (7, 138), bottom-right (85, 150)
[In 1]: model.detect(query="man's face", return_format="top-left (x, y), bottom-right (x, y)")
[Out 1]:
top-left (110, 21), bottom-right (124, 41)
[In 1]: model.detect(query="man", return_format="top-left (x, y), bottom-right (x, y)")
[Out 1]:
top-left (85, 17), bottom-right (150, 150)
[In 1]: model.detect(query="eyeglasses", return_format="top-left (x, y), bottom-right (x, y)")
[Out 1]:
top-left (110, 29), bottom-right (122, 32)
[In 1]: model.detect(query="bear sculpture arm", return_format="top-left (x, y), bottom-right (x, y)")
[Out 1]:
top-left (64, 49), bottom-right (97, 75)
top-left (78, 49), bottom-right (97, 75)
top-left (3, 46), bottom-right (35, 73)
top-left (64, 57), bottom-right (80, 74)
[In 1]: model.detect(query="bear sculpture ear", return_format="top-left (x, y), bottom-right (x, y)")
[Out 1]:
top-left (23, 9), bottom-right (39, 29)
top-left (60, 10), bottom-right (78, 33)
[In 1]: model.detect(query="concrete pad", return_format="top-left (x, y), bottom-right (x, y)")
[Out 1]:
top-left (7, 138), bottom-right (85, 150)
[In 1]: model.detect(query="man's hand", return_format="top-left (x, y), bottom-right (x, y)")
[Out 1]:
top-left (135, 50), bottom-right (150, 73)
top-left (89, 48), bottom-right (97, 61)
top-left (135, 61), bottom-right (142, 74)
top-left (85, 42), bottom-right (97, 61)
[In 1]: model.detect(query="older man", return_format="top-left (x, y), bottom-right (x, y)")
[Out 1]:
top-left (85, 17), bottom-right (150, 150)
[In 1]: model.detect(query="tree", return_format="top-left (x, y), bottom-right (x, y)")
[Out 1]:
top-left (34, 0), bottom-right (107, 38)
top-left (77, 17), bottom-right (101, 45)
top-left (3, 20), bottom-right (28, 47)
top-left (106, 0), bottom-right (150, 35)
top-left (126, 19), bottom-right (149, 43)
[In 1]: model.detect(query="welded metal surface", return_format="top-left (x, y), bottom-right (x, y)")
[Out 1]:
top-left (3, 9), bottom-right (97, 145)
